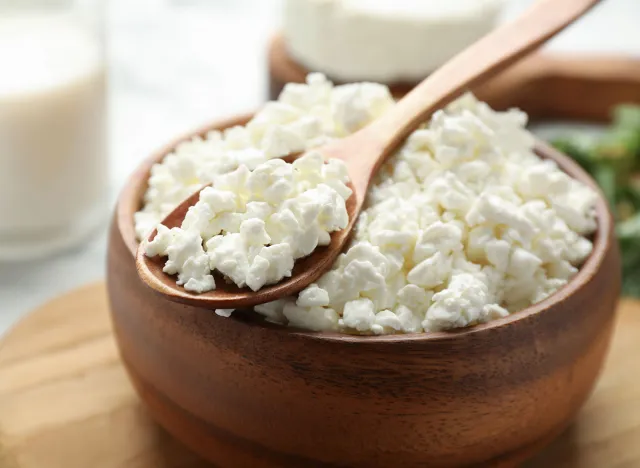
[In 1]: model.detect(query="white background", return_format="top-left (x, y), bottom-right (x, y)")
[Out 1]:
top-left (1, 0), bottom-right (639, 336)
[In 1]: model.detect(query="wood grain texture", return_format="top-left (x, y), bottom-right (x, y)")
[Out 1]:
top-left (107, 109), bottom-right (620, 466)
top-left (268, 34), bottom-right (640, 122)
top-left (0, 283), bottom-right (207, 468)
top-left (0, 283), bottom-right (638, 467)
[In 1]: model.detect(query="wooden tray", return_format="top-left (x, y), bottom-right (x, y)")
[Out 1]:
top-left (268, 33), bottom-right (640, 122)
top-left (0, 283), bottom-right (639, 468)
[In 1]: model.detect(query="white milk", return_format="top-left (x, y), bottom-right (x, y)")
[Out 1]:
top-left (0, 13), bottom-right (107, 260)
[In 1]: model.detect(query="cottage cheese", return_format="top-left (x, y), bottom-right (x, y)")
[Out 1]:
top-left (144, 153), bottom-right (352, 292)
top-left (135, 73), bottom-right (598, 334)
top-left (283, 0), bottom-right (505, 83)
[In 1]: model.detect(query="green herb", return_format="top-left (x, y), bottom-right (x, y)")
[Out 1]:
top-left (613, 104), bottom-right (640, 131)
top-left (593, 164), bottom-right (617, 209)
top-left (551, 103), bottom-right (640, 297)
top-left (552, 137), bottom-right (596, 173)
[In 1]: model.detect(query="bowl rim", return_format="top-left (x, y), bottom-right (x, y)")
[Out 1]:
top-left (116, 113), bottom-right (613, 343)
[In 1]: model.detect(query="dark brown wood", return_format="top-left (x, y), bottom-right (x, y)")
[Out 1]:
top-left (2, 283), bottom-right (638, 468)
top-left (107, 108), bottom-right (620, 466)
top-left (137, 0), bottom-right (600, 309)
top-left (268, 36), bottom-right (640, 122)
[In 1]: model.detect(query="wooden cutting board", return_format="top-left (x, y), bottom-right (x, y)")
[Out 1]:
top-left (0, 283), bottom-right (639, 468)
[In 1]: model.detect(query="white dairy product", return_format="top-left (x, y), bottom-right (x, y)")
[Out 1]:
top-left (144, 153), bottom-right (351, 293)
top-left (136, 73), bottom-right (598, 334)
top-left (282, 0), bottom-right (505, 82)
top-left (0, 13), bottom-right (107, 259)
top-left (135, 74), bottom-right (391, 239)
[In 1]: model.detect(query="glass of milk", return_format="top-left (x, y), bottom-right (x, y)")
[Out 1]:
top-left (0, 0), bottom-right (107, 260)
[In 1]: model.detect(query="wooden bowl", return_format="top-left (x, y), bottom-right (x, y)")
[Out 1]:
top-left (107, 115), bottom-right (620, 467)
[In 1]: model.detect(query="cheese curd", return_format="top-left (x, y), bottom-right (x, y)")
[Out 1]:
top-left (135, 73), bottom-right (598, 334)
top-left (143, 153), bottom-right (351, 292)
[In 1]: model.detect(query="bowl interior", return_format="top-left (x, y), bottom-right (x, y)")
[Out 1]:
top-left (116, 114), bottom-right (613, 342)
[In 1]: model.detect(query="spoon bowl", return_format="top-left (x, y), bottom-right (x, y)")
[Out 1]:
top-left (135, 0), bottom-right (602, 309)
top-left (136, 175), bottom-right (361, 309)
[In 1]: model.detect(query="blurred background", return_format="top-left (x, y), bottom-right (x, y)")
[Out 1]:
top-left (1, 0), bottom-right (639, 335)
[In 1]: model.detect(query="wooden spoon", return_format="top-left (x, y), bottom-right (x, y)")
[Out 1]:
top-left (136, 0), bottom-right (601, 309)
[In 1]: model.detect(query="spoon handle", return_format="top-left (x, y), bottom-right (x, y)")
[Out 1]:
top-left (356, 0), bottom-right (600, 176)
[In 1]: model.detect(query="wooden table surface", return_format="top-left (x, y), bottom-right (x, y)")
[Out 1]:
top-left (0, 283), bottom-right (638, 468)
